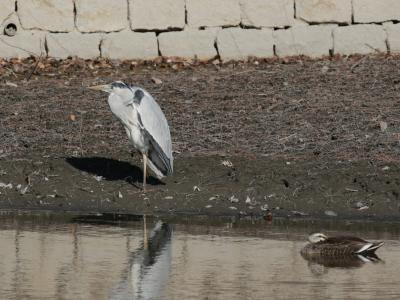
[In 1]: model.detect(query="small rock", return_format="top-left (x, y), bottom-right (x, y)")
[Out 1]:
top-left (353, 201), bottom-right (369, 210)
top-left (118, 191), bottom-right (123, 199)
top-left (0, 182), bottom-right (12, 189)
top-left (324, 210), bottom-right (338, 217)
top-left (321, 65), bottom-right (329, 73)
top-left (151, 77), bottom-right (163, 85)
top-left (291, 210), bottom-right (308, 217)
top-left (209, 196), bottom-right (217, 201)
top-left (264, 212), bottom-right (273, 222)
top-left (165, 196), bottom-right (173, 200)
top-left (205, 205), bottom-right (213, 209)
top-left (229, 195), bottom-right (239, 203)
top-left (358, 205), bottom-right (369, 211)
top-left (382, 166), bottom-right (390, 171)
top-left (19, 185), bottom-right (29, 195)
top-left (221, 160), bottom-right (233, 168)
top-left (260, 204), bottom-right (269, 211)
top-left (193, 185), bottom-right (201, 192)
top-left (229, 206), bottom-right (238, 210)
top-left (245, 196), bottom-right (252, 204)
top-left (379, 121), bottom-right (388, 132)
top-left (5, 81), bottom-right (18, 87)
top-left (93, 175), bottom-right (104, 182)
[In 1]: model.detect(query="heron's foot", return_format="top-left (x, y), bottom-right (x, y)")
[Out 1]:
top-left (142, 186), bottom-right (156, 193)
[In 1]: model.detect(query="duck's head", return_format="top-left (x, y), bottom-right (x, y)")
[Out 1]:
top-left (308, 233), bottom-right (328, 243)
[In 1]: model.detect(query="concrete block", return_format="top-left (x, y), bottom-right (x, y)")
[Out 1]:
top-left (75, 0), bottom-right (128, 33)
top-left (0, 15), bottom-right (45, 58)
top-left (292, 19), bottom-right (309, 28)
top-left (274, 25), bottom-right (335, 57)
top-left (47, 32), bottom-right (101, 59)
top-left (0, 0), bottom-right (15, 26)
top-left (18, 0), bottom-right (74, 32)
top-left (240, 0), bottom-right (294, 28)
top-left (186, 0), bottom-right (241, 27)
top-left (101, 31), bottom-right (158, 60)
top-left (129, 0), bottom-right (185, 30)
top-left (386, 24), bottom-right (400, 53)
top-left (0, 31), bottom-right (45, 58)
top-left (217, 28), bottom-right (274, 61)
top-left (296, 0), bottom-right (352, 24)
top-left (158, 29), bottom-right (218, 60)
top-left (333, 25), bottom-right (387, 55)
top-left (353, 0), bottom-right (400, 23)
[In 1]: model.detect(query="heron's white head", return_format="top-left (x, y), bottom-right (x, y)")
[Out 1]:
top-left (89, 81), bottom-right (142, 107)
top-left (308, 233), bottom-right (328, 243)
top-left (88, 81), bottom-right (129, 94)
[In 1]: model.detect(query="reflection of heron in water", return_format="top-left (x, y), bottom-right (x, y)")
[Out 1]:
top-left (110, 216), bottom-right (172, 299)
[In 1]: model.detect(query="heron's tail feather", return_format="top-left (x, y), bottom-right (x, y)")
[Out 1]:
top-left (147, 158), bottom-right (165, 179)
top-left (144, 130), bottom-right (173, 178)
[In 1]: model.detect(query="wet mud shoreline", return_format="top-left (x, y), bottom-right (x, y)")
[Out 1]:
top-left (1, 155), bottom-right (400, 220)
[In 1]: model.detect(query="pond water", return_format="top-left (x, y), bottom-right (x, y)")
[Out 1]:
top-left (0, 215), bottom-right (399, 300)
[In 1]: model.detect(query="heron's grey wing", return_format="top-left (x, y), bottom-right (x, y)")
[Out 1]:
top-left (135, 89), bottom-right (173, 176)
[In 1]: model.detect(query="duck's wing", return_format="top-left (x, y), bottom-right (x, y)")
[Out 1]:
top-left (324, 236), bottom-right (367, 244)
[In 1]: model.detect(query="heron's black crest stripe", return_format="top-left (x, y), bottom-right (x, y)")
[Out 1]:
top-left (111, 82), bottom-right (127, 89)
top-left (134, 89), bottom-right (144, 104)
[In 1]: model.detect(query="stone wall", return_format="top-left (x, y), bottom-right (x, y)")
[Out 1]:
top-left (0, 0), bottom-right (399, 61)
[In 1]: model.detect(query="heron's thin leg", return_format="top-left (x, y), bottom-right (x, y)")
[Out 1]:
top-left (143, 214), bottom-right (148, 250)
top-left (143, 153), bottom-right (147, 191)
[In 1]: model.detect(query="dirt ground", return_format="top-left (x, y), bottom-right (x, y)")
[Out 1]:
top-left (1, 54), bottom-right (400, 220)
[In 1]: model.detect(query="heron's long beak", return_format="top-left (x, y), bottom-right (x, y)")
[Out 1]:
top-left (88, 84), bottom-right (111, 92)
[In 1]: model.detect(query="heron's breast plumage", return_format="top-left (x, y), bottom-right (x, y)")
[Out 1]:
top-left (108, 94), bottom-right (147, 152)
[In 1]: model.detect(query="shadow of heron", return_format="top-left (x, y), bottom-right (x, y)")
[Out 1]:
top-left (66, 156), bottom-right (164, 186)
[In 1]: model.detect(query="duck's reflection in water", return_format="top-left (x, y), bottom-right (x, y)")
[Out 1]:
top-left (111, 218), bottom-right (172, 300)
top-left (301, 252), bottom-right (382, 276)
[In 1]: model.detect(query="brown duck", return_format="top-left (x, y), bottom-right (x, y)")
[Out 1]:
top-left (301, 233), bottom-right (384, 257)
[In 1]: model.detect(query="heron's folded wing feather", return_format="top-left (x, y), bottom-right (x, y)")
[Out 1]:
top-left (136, 89), bottom-right (173, 172)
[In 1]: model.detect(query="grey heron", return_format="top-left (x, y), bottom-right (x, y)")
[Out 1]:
top-left (89, 81), bottom-right (173, 191)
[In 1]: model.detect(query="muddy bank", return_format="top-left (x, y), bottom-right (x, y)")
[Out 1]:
top-left (1, 55), bottom-right (400, 219)
top-left (0, 155), bottom-right (399, 220)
